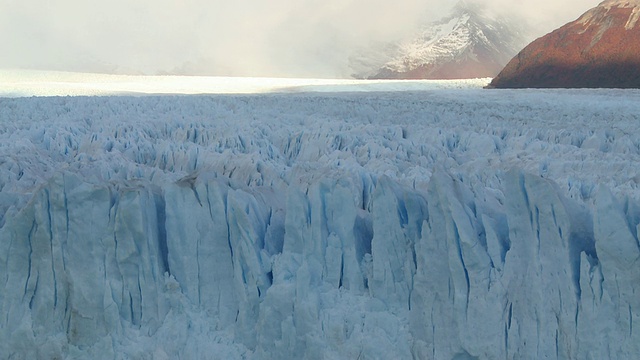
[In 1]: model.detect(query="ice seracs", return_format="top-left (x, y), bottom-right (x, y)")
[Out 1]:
top-left (1, 86), bottom-right (640, 359)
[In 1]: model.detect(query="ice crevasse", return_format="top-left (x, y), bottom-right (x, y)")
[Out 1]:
top-left (0, 93), bottom-right (640, 359)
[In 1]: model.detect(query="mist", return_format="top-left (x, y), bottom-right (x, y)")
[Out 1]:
top-left (0, 0), bottom-right (601, 78)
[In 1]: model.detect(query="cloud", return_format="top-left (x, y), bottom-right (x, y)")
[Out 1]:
top-left (0, 0), bottom-right (603, 77)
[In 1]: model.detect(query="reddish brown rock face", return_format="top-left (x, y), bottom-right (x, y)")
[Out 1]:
top-left (490, 0), bottom-right (640, 88)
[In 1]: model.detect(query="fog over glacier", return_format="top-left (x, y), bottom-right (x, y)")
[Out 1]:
top-left (0, 0), bottom-right (601, 77)
top-left (1, 75), bottom-right (639, 359)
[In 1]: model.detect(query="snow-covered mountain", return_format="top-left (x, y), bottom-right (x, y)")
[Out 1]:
top-left (1, 80), bottom-right (640, 359)
top-left (353, 1), bottom-right (529, 79)
top-left (490, 0), bottom-right (640, 88)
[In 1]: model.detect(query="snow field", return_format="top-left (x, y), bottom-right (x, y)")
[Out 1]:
top-left (0, 69), bottom-right (491, 97)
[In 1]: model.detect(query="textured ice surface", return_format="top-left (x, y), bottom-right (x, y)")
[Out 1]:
top-left (1, 79), bottom-right (640, 359)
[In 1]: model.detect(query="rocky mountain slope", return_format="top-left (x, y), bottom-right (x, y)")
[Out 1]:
top-left (490, 0), bottom-right (640, 88)
top-left (353, 1), bottom-right (528, 80)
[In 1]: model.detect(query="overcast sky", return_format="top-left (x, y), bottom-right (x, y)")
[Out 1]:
top-left (0, 0), bottom-right (602, 78)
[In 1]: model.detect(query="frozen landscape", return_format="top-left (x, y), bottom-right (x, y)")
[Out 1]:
top-left (1, 71), bottom-right (640, 359)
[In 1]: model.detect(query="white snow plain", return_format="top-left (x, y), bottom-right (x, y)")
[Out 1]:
top-left (0, 69), bottom-right (491, 97)
top-left (1, 72), bottom-right (640, 359)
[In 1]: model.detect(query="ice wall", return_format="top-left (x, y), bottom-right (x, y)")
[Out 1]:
top-left (1, 92), bottom-right (640, 359)
top-left (2, 169), bottom-right (639, 359)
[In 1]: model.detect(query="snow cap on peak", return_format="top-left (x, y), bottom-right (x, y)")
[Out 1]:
top-left (597, 0), bottom-right (640, 30)
top-left (600, 0), bottom-right (640, 8)
top-left (579, 0), bottom-right (640, 30)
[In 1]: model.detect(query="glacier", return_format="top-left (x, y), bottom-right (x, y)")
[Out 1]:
top-left (1, 84), bottom-right (640, 359)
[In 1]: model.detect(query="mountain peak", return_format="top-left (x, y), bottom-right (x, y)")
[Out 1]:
top-left (578, 0), bottom-right (640, 30)
top-left (451, 0), bottom-right (485, 16)
top-left (352, 4), bottom-right (528, 79)
top-left (490, 0), bottom-right (640, 88)
top-left (600, 0), bottom-right (640, 8)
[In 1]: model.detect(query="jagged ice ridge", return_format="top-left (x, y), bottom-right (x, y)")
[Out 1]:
top-left (1, 88), bottom-right (640, 359)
